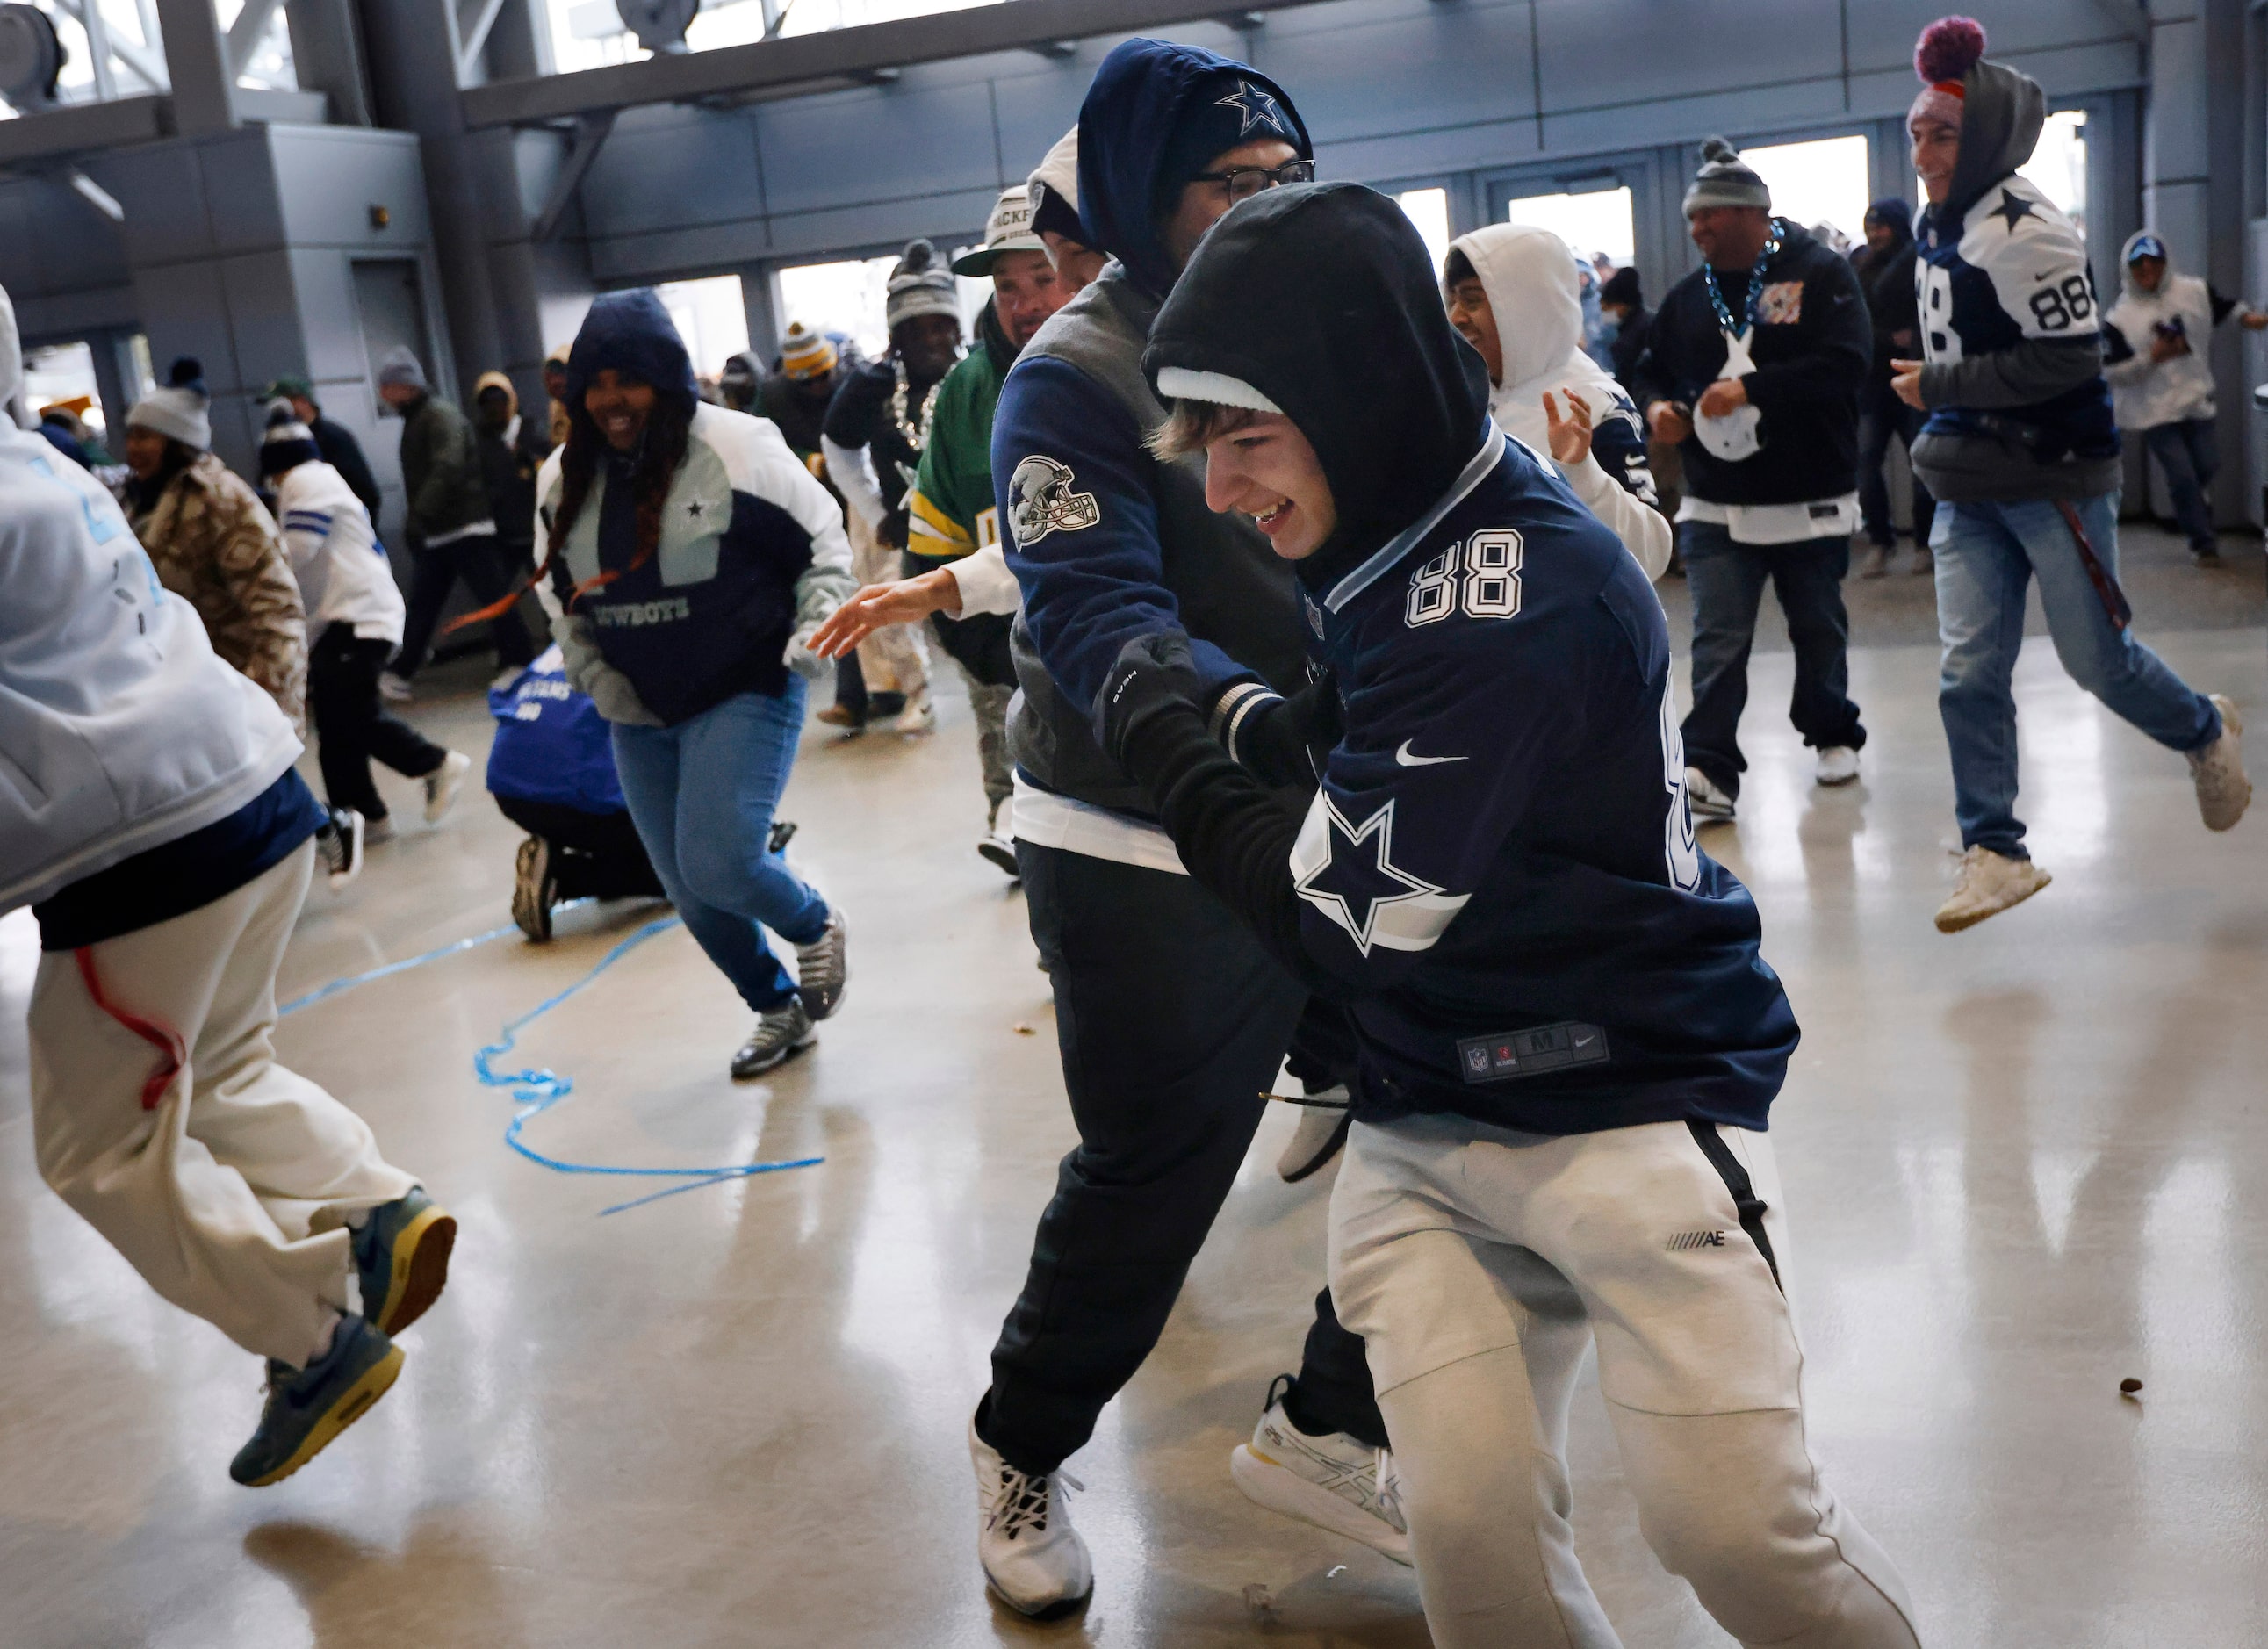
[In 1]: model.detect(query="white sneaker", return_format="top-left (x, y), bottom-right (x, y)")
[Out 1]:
top-left (970, 1415), bottom-right (1091, 1618)
top-left (2189, 695), bottom-right (2251, 832)
top-left (1686, 766), bottom-right (1735, 821)
top-left (1934, 846), bottom-right (2052, 933)
top-left (1815, 745), bottom-right (1861, 787)
top-left (1277, 1085), bottom-right (1352, 1183)
top-left (1230, 1380), bottom-right (1409, 1566)
top-left (378, 671), bottom-right (414, 702)
top-left (891, 690), bottom-right (935, 735)
top-left (320, 808), bottom-right (365, 892)
top-left (422, 750), bottom-right (472, 824)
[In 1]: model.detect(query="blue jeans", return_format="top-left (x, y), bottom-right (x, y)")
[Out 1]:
top-left (611, 683), bottom-right (830, 1012)
top-left (1680, 522), bottom-right (1866, 798)
top-left (2141, 418), bottom-right (2218, 552)
top-left (1933, 491), bottom-right (2221, 859)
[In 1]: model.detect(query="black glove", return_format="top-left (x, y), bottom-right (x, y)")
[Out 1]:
top-left (1228, 669), bottom-right (1343, 788)
top-left (880, 507), bottom-right (911, 550)
top-left (1092, 629), bottom-right (1205, 767)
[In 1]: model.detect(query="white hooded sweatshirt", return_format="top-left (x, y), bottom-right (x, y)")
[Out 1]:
top-left (2103, 231), bottom-right (2245, 429)
top-left (0, 283), bottom-right (301, 914)
top-left (1445, 223), bottom-right (1672, 581)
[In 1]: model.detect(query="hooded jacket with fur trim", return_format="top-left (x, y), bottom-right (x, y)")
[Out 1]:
top-left (1445, 223), bottom-right (1670, 580)
top-left (536, 289), bottom-right (854, 727)
top-left (1129, 185), bottom-right (1797, 1134)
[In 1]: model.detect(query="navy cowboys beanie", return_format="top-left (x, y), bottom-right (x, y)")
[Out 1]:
top-left (1153, 70), bottom-right (1305, 219)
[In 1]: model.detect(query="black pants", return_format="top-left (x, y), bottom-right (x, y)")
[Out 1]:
top-left (1856, 396), bottom-right (1935, 548)
top-left (983, 841), bottom-right (1384, 1475)
top-left (396, 534), bottom-right (536, 679)
top-left (307, 624), bottom-right (448, 819)
top-left (1681, 522), bottom-right (1865, 799)
top-left (494, 796), bottom-right (667, 901)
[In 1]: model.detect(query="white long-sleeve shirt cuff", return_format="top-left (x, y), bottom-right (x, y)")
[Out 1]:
top-left (946, 544), bottom-right (1021, 616)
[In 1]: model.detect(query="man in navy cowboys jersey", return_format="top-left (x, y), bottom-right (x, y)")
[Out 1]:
top-left (1097, 183), bottom-right (1925, 1648)
top-left (1891, 17), bottom-right (2250, 933)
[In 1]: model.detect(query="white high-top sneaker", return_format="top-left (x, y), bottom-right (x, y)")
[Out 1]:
top-left (2189, 695), bottom-right (2251, 832)
top-left (970, 1415), bottom-right (1091, 1618)
top-left (1934, 845), bottom-right (2052, 933)
top-left (1230, 1379), bottom-right (1409, 1565)
top-left (1686, 766), bottom-right (1735, 821)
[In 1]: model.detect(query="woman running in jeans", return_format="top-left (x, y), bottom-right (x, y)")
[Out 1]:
top-left (530, 290), bottom-right (857, 1076)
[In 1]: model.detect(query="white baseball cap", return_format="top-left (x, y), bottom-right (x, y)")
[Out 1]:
top-left (951, 185), bottom-right (1048, 277)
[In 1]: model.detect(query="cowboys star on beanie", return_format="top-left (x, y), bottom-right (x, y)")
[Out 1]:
top-left (884, 240), bottom-right (960, 333)
top-left (1911, 16), bottom-right (1984, 133)
top-left (376, 345), bottom-right (429, 394)
top-left (126, 356), bottom-right (212, 450)
top-left (779, 320), bottom-right (839, 381)
top-left (258, 396), bottom-right (321, 476)
top-left (1684, 139), bottom-right (1770, 214)
top-left (1153, 68), bottom-right (1306, 220)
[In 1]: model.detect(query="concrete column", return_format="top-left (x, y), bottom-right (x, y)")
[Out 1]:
top-left (359, 0), bottom-right (507, 400)
top-left (153, 0), bottom-right (236, 135)
top-left (738, 262), bottom-right (780, 367)
top-left (284, 0), bottom-right (372, 126)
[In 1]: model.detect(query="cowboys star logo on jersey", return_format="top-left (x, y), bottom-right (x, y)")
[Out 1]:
top-left (1006, 455), bottom-right (1101, 546)
top-left (1290, 795), bottom-right (1467, 956)
top-left (1215, 81), bottom-right (1289, 139)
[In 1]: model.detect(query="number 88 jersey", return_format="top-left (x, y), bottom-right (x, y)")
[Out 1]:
top-left (1913, 169), bottom-right (2119, 459)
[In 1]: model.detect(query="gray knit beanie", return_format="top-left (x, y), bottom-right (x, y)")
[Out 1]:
top-left (126, 356), bottom-right (212, 450)
top-left (1683, 138), bottom-right (1771, 214)
top-left (376, 345), bottom-right (429, 393)
top-left (884, 240), bottom-right (960, 333)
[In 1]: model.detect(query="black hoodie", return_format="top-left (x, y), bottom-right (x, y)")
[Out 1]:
top-left (1114, 184), bottom-right (1796, 1134)
top-left (1145, 182), bottom-right (1494, 589)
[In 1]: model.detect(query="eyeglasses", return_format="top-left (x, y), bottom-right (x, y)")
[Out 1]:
top-left (1190, 159), bottom-right (1316, 204)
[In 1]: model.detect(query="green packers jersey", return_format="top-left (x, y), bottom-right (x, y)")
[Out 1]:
top-left (906, 313), bottom-right (1014, 562)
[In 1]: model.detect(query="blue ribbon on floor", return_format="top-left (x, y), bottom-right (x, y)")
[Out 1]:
top-left (471, 915), bottom-right (824, 1216)
top-left (278, 924), bottom-right (519, 1017)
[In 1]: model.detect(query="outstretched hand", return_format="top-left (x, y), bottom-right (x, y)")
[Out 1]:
top-left (1542, 389), bottom-right (1595, 467)
top-left (808, 567), bottom-right (963, 659)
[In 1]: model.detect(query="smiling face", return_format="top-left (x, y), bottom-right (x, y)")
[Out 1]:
top-left (1444, 276), bottom-right (1503, 385)
top-left (1687, 205), bottom-right (1772, 269)
top-left (583, 368), bottom-right (657, 452)
top-left (894, 313), bottom-right (963, 382)
top-left (1911, 112), bottom-right (1962, 205)
top-left (1199, 410), bottom-right (1336, 561)
top-left (123, 425), bottom-right (169, 479)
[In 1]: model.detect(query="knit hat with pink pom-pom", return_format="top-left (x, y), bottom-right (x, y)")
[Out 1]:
top-left (1910, 16), bottom-right (1985, 131)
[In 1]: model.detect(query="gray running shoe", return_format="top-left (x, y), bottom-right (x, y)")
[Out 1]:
top-left (796, 910), bottom-right (849, 1021)
top-left (732, 1000), bottom-right (816, 1079)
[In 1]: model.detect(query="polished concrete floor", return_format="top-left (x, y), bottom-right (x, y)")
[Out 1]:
top-left (2, 529), bottom-right (2263, 1647)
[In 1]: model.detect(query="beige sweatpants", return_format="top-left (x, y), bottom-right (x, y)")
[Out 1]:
top-left (1330, 1113), bottom-right (1921, 1649)
top-left (28, 842), bottom-right (414, 1367)
top-left (846, 508), bottom-right (928, 700)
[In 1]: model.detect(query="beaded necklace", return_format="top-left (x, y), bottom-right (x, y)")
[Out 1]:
top-left (1702, 218), bottom-right (1785, 337)
top-left (888, 359), bottom-right (943, 454)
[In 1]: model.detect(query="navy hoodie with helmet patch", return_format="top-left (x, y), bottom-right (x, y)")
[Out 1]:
top-left (992, 37), bottom-right (1315, 820)
top-left (1127, 183), bottom-right (1798, 1135)
top-left (536, 289), bottom-right (855, 727)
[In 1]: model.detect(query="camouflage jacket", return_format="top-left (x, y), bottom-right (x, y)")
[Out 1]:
top-left (134, 451), bottom-right (308, 732)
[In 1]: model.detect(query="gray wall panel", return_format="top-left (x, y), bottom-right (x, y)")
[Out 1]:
top-left (290, 247), bottom-right (371, 382)
top-left (12, 286), bottom-right (140, 339)
top-left (757, 82), bottom-right (1004, 215)
top-left (194, 132), bottom-right (289, 256)
top-left (271, 126), bottom-right (434, 248)
top-left (1534, 0), bottom-right (1840, 114)
top-left (219, 251), bottom-right (307, 393)
top-left (580, 113), bottom-right (767, 240)
top-left (1262, 2), bottom-right (1536, 144)
top-left (110, 148), bottom-right (218, 265)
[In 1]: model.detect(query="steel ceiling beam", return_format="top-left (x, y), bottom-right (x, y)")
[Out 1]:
top-left (459, 0), bottom-right (1333, 128)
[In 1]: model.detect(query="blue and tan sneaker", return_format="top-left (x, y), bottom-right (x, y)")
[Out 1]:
top-left (353, 1186), bottom-right (457, 1336)
top-left (230, 1317), bottom-right (402, 1487)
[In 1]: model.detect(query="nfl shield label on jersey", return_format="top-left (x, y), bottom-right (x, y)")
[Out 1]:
top-left (1006, 455), bottom-right (1101, 546)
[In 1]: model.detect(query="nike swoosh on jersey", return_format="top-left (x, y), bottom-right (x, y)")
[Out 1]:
top-left (1394, 741), bottom-right (1467, 767)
